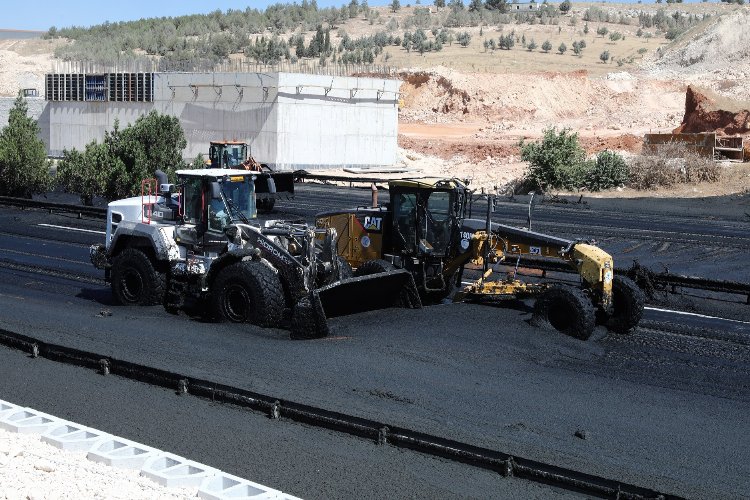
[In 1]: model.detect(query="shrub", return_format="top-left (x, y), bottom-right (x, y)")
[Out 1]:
top-left (599, 50), bottom-right (610, 63)
top-left (585, 150), bottom-right (629, 191)
top-left (541, 40), bottom-right (552, 53)
top-left (520, 127), bottom-right (588, 191)
top-left (558, 42), bottom-right (567, 54)
top-left (627, 144), bottom-right (721, 189)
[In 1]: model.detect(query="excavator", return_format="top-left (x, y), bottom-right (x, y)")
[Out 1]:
top-left (315, 178), bottom-right (644, 340)
top-left (206, 140), bottom-right (295, 212)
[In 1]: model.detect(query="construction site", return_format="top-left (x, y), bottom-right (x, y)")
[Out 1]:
top-left (0, 3), bottom-right (749, 500)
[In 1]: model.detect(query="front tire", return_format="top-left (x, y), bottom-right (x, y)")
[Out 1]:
top-left (111, 248), bottom-right (165, 306)
top-left (212, 261), bottom-right (284, 327)
top-left (532, 285), bottom-right (596, 340)
top-left (354, 259), bottom-right (396, 276)
top-left (607, 276), bottom-right (645, 334)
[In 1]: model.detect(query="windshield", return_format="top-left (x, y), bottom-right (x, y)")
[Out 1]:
top-left (208, 177), bottom-right (256, 232)
top-left (424, 191), bottom-right (452, 254)
top-left (392, 189), bottom-right (454, 256)
top-left (211, 144), bottom-right (247, 168)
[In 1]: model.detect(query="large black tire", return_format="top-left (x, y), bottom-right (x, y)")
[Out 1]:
top-left (212, 261), bottom-right (285, 327)
top-left (607, 276), bottom-right (645, 334)
top-left (257, 198), bottom-right (276, 212)
top-left (532, 285), bottom-right (596, 340)
top-left (111, 248), bottom-right (165, 306)
top-left (354, 259), bottom-right (396, 277)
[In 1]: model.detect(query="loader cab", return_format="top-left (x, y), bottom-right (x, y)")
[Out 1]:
top-left (177, 169), bottom-right (257, 236)
top-left (209, 141), bottom-right (248, 169)
top-left (389, 179), bottom-right (468, 259)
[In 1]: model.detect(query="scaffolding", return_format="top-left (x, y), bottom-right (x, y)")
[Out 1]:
top-left (45, 73), bottom-right (154, 102)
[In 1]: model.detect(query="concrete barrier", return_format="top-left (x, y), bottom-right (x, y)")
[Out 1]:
top-left (140, 452), bottom-right (216, 488)
top-left (197, 472), bottom-right (283, 500)
top-left (41, 423), bottom-right (109, 451)
top-left (0, 408), bottom-right (62, 434)
top-left (86, 437), bottom-right (159, 469)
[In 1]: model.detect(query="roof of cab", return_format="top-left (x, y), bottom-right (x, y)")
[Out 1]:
top-left (175, 168), bottom-right (255, 178)
top-left (389, 177), bottom-right (468, 190)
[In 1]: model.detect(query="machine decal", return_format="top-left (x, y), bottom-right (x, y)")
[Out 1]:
top-left (361, 235), bottom-right (371, 248)
top-left (529, 246), bottom-right (542, 255)
top-left (363, 216), bottom-right (383, 232)
top-left (257, 237), bottom-right (293, 266)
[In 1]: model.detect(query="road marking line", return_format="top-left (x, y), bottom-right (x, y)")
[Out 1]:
top-left (38, 223), bottom-right (105, 235)
top-left (645, 306), bottom-right (750, 325)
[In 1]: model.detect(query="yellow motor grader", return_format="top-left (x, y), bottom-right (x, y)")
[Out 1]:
top-left (315, 178), bottom-right (644, 340)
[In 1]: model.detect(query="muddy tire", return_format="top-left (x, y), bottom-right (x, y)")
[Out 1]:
top-left (354, 259), bottom-right (396, 276)
top-left (607, 276), bottom-right (645, 334)
top-left (212, 261), bottom-right (284, 327)
top-left (257, 198), bottom-right (276, 212)
top-left (532, 285), bottom-right (596, 340)
top-left (111, 248), bottom-right (165, 306)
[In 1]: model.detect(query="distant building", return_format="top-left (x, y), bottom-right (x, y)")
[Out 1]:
top-left (3, 71), bottom-right (402, 171)
top-left (510, 2), bottom-right (541, 11)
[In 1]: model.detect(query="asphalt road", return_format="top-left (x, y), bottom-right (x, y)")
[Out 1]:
top-left (0, 187), bottom-right (749, 498)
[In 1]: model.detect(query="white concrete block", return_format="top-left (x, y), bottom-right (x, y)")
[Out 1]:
top-left (87, 437), bottom-right (158, 469)
top-left (140, 453), bottom-right (217, 488)
top-left (41, 423), bottom-right (109, 452)
top-left (0, 408), bottom-right (62, 434)
top-left (0, 399), bottom-right (21, 419)
top-left (198, 472), bottom-right (282, 500)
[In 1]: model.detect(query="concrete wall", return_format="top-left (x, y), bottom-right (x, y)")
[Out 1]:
top-left (26, 72), bottom-right (401, 170)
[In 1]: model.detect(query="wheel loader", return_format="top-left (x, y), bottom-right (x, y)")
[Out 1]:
top-left (90, 169), bottom-right (420, 339)
top-left (206, 140), bottom-right (295, 212)
top-left (315, 178), bottom-right (644, 340)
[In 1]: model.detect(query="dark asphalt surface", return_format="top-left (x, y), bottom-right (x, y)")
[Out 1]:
top-left (0, 186), bottom-right (749, 498)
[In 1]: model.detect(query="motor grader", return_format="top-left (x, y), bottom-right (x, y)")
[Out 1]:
top-left (206, 140), bottom-right (295, 212)
top-left (315, 178), bottom-right (644, 340)
top-left (90, 169), bottom-right (420, 339)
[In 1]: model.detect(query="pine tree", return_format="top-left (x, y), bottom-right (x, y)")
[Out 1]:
top-left (0, 93), bottom-right (50, 198)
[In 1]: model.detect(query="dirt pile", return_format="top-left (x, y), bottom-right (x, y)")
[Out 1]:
top-left (674, 85), bottom-right (750, 136)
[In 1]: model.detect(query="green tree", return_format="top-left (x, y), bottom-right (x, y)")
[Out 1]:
top-left (434, 0), bottom-right (446, 7)
top-left (541, 40), bottom-right (552, 53)
top-left (559, 0), bottom-right (572, 13)
top-left (520, 127), bottom-right (587, 190)
top-left (58, 112), bottom-right (188, 202)
top-left (391, 0), bottom-right (401, 12)
top-left (585, 150), bottom-right (629, 191)
top-left (558, 42), bottom-right (567, 54)
top-left (485, 0), bottom-right (508, 11)
top-left (527, 39), bottom-right (538, 51)
top-left (596, 26), bottom-right (608, 37)
top-left (457, 31), bottom-right (472, 47)
top-left (599, 50), bottom-right (610, 63)
top-left (0, 93), bottom-right (51, 198)
top-left (468, 0), bottom-right (483, 11)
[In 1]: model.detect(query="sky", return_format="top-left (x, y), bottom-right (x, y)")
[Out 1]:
top-left (2, 0), bottom-right (710, 32)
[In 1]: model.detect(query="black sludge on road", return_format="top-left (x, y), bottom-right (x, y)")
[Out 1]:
top-left (0, 266), bottom-right (748, 499)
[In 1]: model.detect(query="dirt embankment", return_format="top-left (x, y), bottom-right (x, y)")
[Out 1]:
top-left (674, 85), bottom-right (750, 136)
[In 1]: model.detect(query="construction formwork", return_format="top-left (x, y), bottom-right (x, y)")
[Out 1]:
top-left (644, 133), bottom-right (744, 162)
top-left (42, 71), bottom-right (401, 170)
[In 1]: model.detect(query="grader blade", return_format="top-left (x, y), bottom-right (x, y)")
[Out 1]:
top-left (316, 269), bottom-right (422, 318)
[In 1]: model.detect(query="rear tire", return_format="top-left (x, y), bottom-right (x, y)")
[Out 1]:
top-left (111, 248), bottom-right (165, 306)
top-left (212, 261), bottom-right (285, 327)
top-left (607, 276), bottom-right (645, 334)
top-left (532, 285), bottom-right (596, 340)
top-left (354, 259), bottom-right (396, 276)
top-left (257, 198), bottom-right (276, 212)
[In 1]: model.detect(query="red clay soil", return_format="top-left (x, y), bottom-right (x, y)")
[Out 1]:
top-left (674, 86), bottom-right (750, 136)
top-left (580, 134), bottom-right (643, 155)
top-left (398, 135), bottom-right (518, 161)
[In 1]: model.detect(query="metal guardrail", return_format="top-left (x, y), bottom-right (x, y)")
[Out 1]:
top-left (513, 257), bottom-right (750, 303)
top-left (0, 196), bottom-right (106, 219)
top-left (0, 326), bottom-right (680, 499)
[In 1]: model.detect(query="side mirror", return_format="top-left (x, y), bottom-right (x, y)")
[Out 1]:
top-left (211, 182), bottom-right (222, 200)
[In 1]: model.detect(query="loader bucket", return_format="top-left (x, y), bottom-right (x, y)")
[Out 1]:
top-left (318, 269), bottom-right (422, 319)
top-left (289, 270), bottom-right (421, 340)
